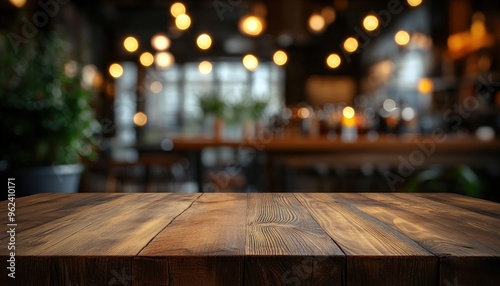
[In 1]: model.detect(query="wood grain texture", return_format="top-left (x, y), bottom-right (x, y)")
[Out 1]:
top-left (389, 193), bottom-right (500, 251)
top-left (1, 193), bottom-right (198, 256)
top-left (0, 194), bottom-right (198, 286)
top-left (245, 193), bottom-right (344, 286)
top-left (296, 193), bottom-right (436, 286)
top-left (135, 193), bottom-right (247, 286)
top-left (1, 193), bottom-right (499, 285)
top-left (414, 193), bottom-right (500, 219)
top-left (336, 193), bottom-right (500, 285)
top-left (0, 193), bottom-right (123, 240)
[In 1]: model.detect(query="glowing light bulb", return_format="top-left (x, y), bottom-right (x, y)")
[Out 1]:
top-left (395, 30), bottom-right (410, 46)
top-left (273, 50), bottom-right (288, 66)
top-left (175, 14), bottom-right (191, 30)
top-left (407, 0), bottom-right (423, 7)
top-left (239, 15), bottom-right (264, 36)
top-left (123, 36), bottom-right (139, 52)
top-left (309, 13), bottom-right (326, 33)
top-left (151, 34), bottom-right (170, 51)
top-left (109, 63), bottom-right (123, 78)
top-left (243, 54), bottom-right (259, 71)
top-left (155, 52), bottom-right (174, 69)
top-left (196, 34), bottom-right (212, 50)
top-left (198, 61), bottom-right (213, 74)
top-left (343, 37), bottom-right (359, 53)
top-left (139, 52), bottom-right (154, 67)
top-left (133, 112), bottom-right (148, 126)
top-left (170, 2), bottom-right (186, 17)
top-left (326, 54), bottom-right (341, 69)
top-left (363, 15), bottom-right (379, 31)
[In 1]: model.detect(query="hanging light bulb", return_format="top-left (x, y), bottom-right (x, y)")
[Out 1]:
top-left (239, 15), bottom-right (265, 36)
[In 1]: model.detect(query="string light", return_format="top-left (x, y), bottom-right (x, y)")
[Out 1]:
top-left (273, 50), bottom-right (288, 66)
top-left (243, 54), bottom-right (259, 71)
top-left (326, 54), bottom-right (341, 68)
top-left (196, 34), bottom-right (212, 50)
top-left (109, 63), bottom-right (123, 78)
top-left (123, 36), bottom-right (139, 52)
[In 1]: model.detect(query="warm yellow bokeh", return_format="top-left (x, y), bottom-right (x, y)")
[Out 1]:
top-left (243, 54), bottom-right (259, 71)
top-left (273, 50), bottom-right (288, 66)
top-left (326, 54), bottom-right (341, 68)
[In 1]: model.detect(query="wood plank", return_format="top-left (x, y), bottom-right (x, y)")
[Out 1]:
top-left (245, 193), bottom-right (344, 286)
top-left (0, 193), bottom-right (198, 285)
top-left (413, 193), bottom-right (500, 219)
top-left (135, 193), bottom-right (247, 286)
top-left (0, 193), bottom-right (198, 256)
top-left (296, 193), bottom-right (436, 286)
top-left (388, 193), bottom-right (500, 250)
top-left (0, 193), bottom-right (125, 240)
top-left (336, 193), bottom-right (500, 286)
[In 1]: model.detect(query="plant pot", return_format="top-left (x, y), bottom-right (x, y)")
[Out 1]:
top-left (1, 164), bottom-right (83, 200)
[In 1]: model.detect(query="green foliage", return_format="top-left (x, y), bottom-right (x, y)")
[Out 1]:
top-left (198, 90), bottom-right (226, 118)
top-left (0, 31), bottom-right (100, 168)
top-left (406, 165), bottom-right (483, 198)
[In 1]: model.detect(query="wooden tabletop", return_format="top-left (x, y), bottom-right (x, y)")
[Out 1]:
top-left (1, 193), bottom-right (499, 285)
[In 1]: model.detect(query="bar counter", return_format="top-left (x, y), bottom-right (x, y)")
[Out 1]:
top-left (1, 193), bottom-right (499, 285)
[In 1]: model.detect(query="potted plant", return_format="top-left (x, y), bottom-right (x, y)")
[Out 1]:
top-left (0, 29), bottom-right (100, 199)
top-left (198, 90), bottom-right (226, 139)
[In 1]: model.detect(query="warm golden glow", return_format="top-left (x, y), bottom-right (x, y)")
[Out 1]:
top-left (239, 15), bottom-right (264, 36)
top-left (395, 30), bottom-right (410, 46)
top-left (309, 13), bottom-right (326, 33)
top-left (133, 112), bottom-right (148, 126)
top-left (123, 36), bottom-right (139, 52)
top-left (150, 81), bottom-right (163, 93)
top-left (298, 107), bottom-right (311, 119)
top-left (363, 15), bottom-right (379, 31)
top-left (9, 0), bottom-right (26, 8)
top-left (243, 54), bottom-right (259, 71)
top-left (196, 34), bottom-right (212, 50)
top-left (471, 20), bottom-right (486, 38)
top-left (326, 53), bottom-right (341, 69)
top-left (407, 0), bottom-right (423, 7)
top-left (175, 14), bottom-right (191, 30)
top-left (139, 52), bottom-right (155, 67)
top-left (343, 37), bottom-right (359, 53)
top-left (109, 63), bottom-right (123, 78)
top-left (198, 61), bottom-right (213, 74)
top-left (447, 34), bottom-right (465, 52)
top-left (321, 7), bottom-right (336, 24)
top-left (170, 2), bottom-right (186, 17)
top-left (417, 78), bottom-right (434, 94)
top-left (151, 34), bottom-right (170, 51)
top-left (155, 52), bottom-right (174, 69)
top-left (343, 106), bottom-right (355, 119)
top-left (273, 50), bottom-right (288, 66)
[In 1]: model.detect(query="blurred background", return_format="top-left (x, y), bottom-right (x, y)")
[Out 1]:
top-left (1, 0), bottom-right (499, 201)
